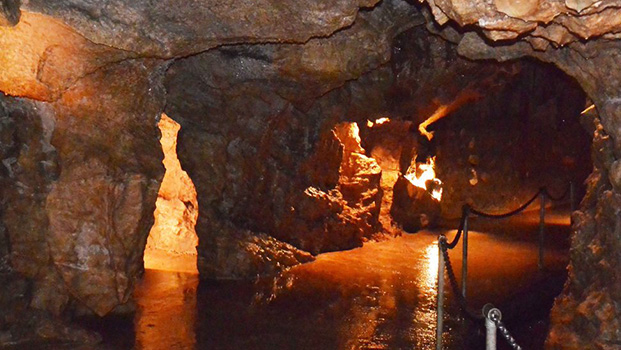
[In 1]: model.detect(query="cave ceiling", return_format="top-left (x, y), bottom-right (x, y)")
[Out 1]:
top-left (1, 0), bottom-right (621, 348)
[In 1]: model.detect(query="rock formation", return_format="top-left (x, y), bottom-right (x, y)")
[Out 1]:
top-left (0, 0), bottom-right (618, 347)
top-left (144, 113), bottom-right (199, 273)
top-left (419, 1), bottom-right (621, 348)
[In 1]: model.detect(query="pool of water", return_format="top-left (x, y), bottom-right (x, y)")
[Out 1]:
top-left (82, 208), bottom-right (570, 350)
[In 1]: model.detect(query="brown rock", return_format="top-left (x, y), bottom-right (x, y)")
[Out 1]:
top-left (0, 57), bottom-right (166, 318)
top-left (423, 0), bottom-right (621, 46)
top-left (494, 0), bottom-right (540, 18)
top-left (565, 0), bottom-right (597, 12)
top-left (0, 0), bottom-right (20, 26)
top-left (23, 0), bottom-right (383, 57)
top-left (0, 12), bottom-right (131, 101)
top-left (390, 176), bottom-right (440, 232)
top-left (199, 224), bottom-right (315, 280)
top-left (608, 159), bottom-right (621, 193)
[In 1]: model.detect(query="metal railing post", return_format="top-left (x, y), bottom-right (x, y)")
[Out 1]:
top-left (436, 238), bottom-right (445, 350)
top-left (570, 181), bottom-right (576, 211)
top-left (461, 206), bottom-right (469, 299)
top-left (538, 190), bottom-right (546, 270)
top-left (483, 304), bottom-right (501, 350)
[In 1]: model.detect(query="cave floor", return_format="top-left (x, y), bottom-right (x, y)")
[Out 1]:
top-left (86, 206), bottom-right (571, 350)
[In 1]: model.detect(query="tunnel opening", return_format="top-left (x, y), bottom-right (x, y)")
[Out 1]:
top-left (77, 36), bottom-right (594, 350)
top-left (143, 113), bottom-right (199, 274)
top-left (356, 57), bottom-right (592, 237)
top-left (345, 57), bottom-right (593, 348)
top-left (0, 3), bottom-right (609, 348)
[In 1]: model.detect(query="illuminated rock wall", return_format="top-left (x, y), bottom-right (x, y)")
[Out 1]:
top-left (146, 114), bottom-right (198, 255)
top-left (144, 114), bottom-right (199, 273)
top-left (0, 0), bottom-right (618, 347)
top-left (165, 0), bottom-right (419, 278)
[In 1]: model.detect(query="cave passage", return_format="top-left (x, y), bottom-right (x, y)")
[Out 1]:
top-left (143, 113), bottom-right (199, 274)
top-left (121, 64), bottom-right (591, 348)
top-left (1, 0), bottom-right (619, 348)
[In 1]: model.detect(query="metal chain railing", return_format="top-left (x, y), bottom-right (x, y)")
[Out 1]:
top-left (435, 182), bottom-right (576, 350)
top-left (439, 236), bottom-right (483, 321)
top-left (483, 304), bottom-right (523, 350)
top-left (468, 189), bottom-right (542, 219)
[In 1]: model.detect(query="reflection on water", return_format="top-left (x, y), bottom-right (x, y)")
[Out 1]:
top-left (122, 209), bottom-right (570, 350)
top-left (412, 242), bottom-right (440, 350)
top-left (423, 242), bottom-right (439, 292)
top-left (134, 269), bottom-right (198, 350)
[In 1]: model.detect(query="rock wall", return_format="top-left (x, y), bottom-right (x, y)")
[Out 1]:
top-left (419, 0), bottom-right (621, 347)
top-left (0, 1), bottom-right (617, 348)
top-left (0, 0), bottom-right (418, 321)
top-left (0, 10), bottom-right (167, 324)
top-left (164, 0), bottom-right (421, 279)
top-left (432, 61), bottom-right (590, 218)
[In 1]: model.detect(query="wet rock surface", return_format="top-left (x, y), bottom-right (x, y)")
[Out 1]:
top-left (0, 0), bottom-right (618, 347)
top-left (390, 177), bottom-right (441, 232)
top-left (22, 0), bottom-right (382, 57)
top-left (0, 57), bottom-right (166, 320)
top-left (417, 0), bottom-right (621, 346)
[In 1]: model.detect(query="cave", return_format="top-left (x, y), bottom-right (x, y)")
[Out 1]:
top-left (0, 1), bottom-right (619, 349)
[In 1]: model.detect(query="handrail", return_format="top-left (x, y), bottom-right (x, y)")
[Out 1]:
top-left (469, 188), bottom-right (542, 219)
top-left (435, 182), bottom-right (575, 349)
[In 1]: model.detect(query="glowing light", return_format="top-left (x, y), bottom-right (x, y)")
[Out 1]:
top-left (423, 242), bottom-right (439, 292)
top-left (417, 91), bottom-right (481, 140)
top-left (581, 104), bottom-right (595, 115)
top-left (145, 113), bottom-right (198, 274)
top-left (404, 156), bottom-right (443, 201)
top-left (418, 105), bottom-right (448, 141)
top-left (366, 117), bottom-right (391, 128)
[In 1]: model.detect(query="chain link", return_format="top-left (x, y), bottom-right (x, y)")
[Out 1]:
top-left (438, 183), bottom-right (570, 348)
top-left (439, 238), bottom-right (483, 320)
top-left (494, 318), bottom-right (523, 350)
top-left (441, 239), bottom-right (524, 349)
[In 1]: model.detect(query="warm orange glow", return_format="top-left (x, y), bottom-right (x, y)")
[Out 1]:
top-left (581, 104), bottom-right (595, 115)
top-left (145, 114), bottom-right (199, 274)
top-left (404, 156), bottom-right (443, 201)
top-left (418, 105), bottom-right (448, 141)
top-left (423, 242), bottom-right (439, 290)
top-left (417, 91), bottom-right (481, 141)
top-left (0, 12), bottom-right (127, 101)
top-left (366, 117), bottom-right (391, 128)
top-left (134, 270), bottom-right (198, 349)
